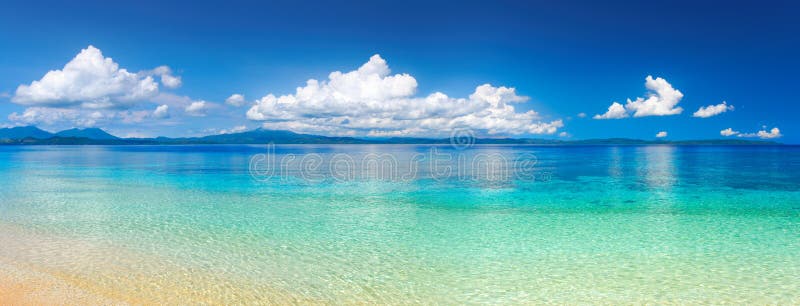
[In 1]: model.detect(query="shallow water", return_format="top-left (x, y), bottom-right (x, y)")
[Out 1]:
top-left (0, 145), bottom-right (798, 303)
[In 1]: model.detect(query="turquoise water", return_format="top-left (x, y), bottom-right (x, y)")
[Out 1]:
top-left (1, 145), bottom-right (799, 303)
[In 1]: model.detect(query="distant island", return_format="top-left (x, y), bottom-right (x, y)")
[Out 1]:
top-left (0, 126), bottom-right (782, 146)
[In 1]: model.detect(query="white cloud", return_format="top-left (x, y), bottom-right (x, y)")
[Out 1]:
top-left (8, 104), bottom-right (175, 128)
top-left (757, 127), bottom-right (782, 139)
top-left (7, 46), bottom-right (189, 130)
top-left (185, 100), bottom-right (210, 116)
top-left (152, 66), bottom-right (182, 89)
top-left (216, 125), bottom-right (248, 135)
top-left (152, 104), bottom-right (169, 119)
top-left (246, 54), bottom-right (563, 136)
top-left (626, 76), bottom-right (684, 117)
top-left (12, 45), bottom-right (163, 109)
top-left (656, 131), bottom-right (667, 138)
top-left (201, 125), bottom-right (248, 136)
top-left (693, 101), bottom-right (733, 118)
top-left (720, 128), bottom-right (739, 136)
top-left (8, 107), bottom-right (83, 126)
top-left (594, 76), bottom-right (683, 119)
top-left (225, 94), bottom-right (246, 107)
top-left (593, 102), bottom-right (628, 119)
top-left (577, 112), bottom-right (586, 118)
top-left (734, 127), bottom-right (782, 139)
top-left (119, 131), bottom-right (151, 138)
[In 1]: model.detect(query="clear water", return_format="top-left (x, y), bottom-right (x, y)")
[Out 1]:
top-left (0, 145), bottom-right (798, 303)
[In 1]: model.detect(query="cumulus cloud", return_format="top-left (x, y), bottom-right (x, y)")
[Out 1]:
top-left (726, 127), bottom-right (782, 139)
top-left (152, 104), bottom-right (169, 119)
top-left (720, 128), bottom-right (739, 136)
top-left (185, 100), bottom-right (210, 116)
top-left (756, 127), bottom-right (782, 139)
top-left (225, 94), bottom-right (246, 107)
top-left (151, 66), bottom-right (182, 89)
top-left (594, 76), bottom-right (683, 119)
top-left (577, 112), bottom-right (587, 118)
top-left (7, 46), bottom-right (189, 130)
top-left (12, 45), bottom-right (167, 109)
top-left (246, 54), bottom-right (563, 136)
top-left (593, 102), bottom-right (628, 119)
top-left (693, 101), bottom-right (733, 118)
top-left (656, 131), bottom-right (667, 138)
top-left (626, 76), bottom-right (684, 117)
top-left (153, 93), bottom-right (217, 117)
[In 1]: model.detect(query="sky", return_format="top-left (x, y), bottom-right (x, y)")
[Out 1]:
top-left (0, 0), bottom-right (798, 142)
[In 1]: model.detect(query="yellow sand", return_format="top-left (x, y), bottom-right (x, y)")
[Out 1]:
top-left (0, 223), bottom-right (318, 305)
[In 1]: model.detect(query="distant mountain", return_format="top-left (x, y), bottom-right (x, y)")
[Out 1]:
top-left (55, 128), bottom-right (118, 140)
top-left (0, 126), bottom-right (784, 146)
top-left (182, 128), bottom-right (374, 144)
top-left (0, 126), bottom-right (53, 139)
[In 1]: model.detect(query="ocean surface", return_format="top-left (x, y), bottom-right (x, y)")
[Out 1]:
top-left (0, 145), bottom-right (798, 304)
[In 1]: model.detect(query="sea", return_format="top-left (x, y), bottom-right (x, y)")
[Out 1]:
top-left (0, 144), bottom-right (798, 303)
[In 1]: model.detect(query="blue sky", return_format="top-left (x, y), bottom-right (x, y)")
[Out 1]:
top-left (0, 0), bottom-right (798, 142)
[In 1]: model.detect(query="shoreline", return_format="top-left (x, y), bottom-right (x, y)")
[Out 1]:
top-left (0, 260), bottom-right (120, 305)
top-left (0, 223), bottom-right (318, 304)
top-left (2, 219), bottom-right (798, 304)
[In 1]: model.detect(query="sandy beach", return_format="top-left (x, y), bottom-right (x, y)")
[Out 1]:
top-left (0, 223), bottom-right (321, 304)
